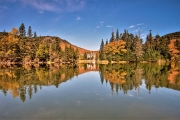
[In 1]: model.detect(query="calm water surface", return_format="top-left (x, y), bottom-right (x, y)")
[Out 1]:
top-left (0, 63), bottom-right (180, 119)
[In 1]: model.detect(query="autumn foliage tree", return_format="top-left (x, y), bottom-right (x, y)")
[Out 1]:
top-left (0, 23), bottom-right (79, 63)
top-left (104, 40), bottom-right (127, 62)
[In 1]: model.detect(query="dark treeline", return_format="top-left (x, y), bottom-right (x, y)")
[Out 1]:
top-left (0, 23), bottom-right (79, 64)
top-left (99, 29), bottom-right (180, 62)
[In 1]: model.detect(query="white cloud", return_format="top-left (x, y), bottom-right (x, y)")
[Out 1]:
top-left (55, 18), bottom-right (59, 21)
top-left (38, 11), bottom-right (44, 14)
top-left (19, 0), bottom-right (86, 12)
top-left (137, 23), bottom-right (143, 26)
top-left (106, 25), bottom-right (113, 28)
top-left (96, 21), bottom-right (104, 28)
top-left (0, 6), bottom-right (9, 9)
top-left (128, 94), bottom-right (134, 97)
top-left (100, 21), bottom-right (104, 24)
top-left (142, 25), bottom-right (147, 28)
top-left (133, 29), bottom-right (139, 33)
top-left (129, 25), bottom-right (135, 28)
top-left (66, 0), bottom-right (86, 12)
top-left (20, 0), bottom-right (60, 12)
top-left (76, 16), bottom-right (81, 20)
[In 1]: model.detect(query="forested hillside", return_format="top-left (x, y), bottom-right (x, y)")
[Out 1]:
top-left (0, 23), bottom-right (96, 64)
top-left (1, 23), bottom-right (180, 64)
top-left (99, 29), bottom-right (180, 62)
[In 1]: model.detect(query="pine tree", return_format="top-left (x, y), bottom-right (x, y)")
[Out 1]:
top-left (105, 39), bottom-right (108, 45)
top-left (145, 30), bottom-right (156, 50)
top-left (19, 23), bottom-right (26, 37)
top-left (110, 30), bottom-right (115, 42)
top-left (99, 39), bottom-right (105, 60)
top-left (100, 39), bottom-right (104, 50)
top-left (34, 31), bottom-right (37, 38)
top-left (122, 29), bottom-right (128, 40)
top-left (133, 34), bottom-right (143, 61)
top-left (84, 52), bottom-right (87, 60)
top-left (116, 29), bottom-right (119, 40)
top-left (28, 26), bottom-right (33, 38)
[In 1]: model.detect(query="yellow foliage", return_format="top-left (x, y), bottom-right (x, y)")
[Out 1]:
top-left (1, 32), bottom-right (19, 46)
top-left (104, 70), bottom-right (127, 85)
top-left (10, 28), bottom-right (19, 35)
top-left (104, 40), bottom-right (127, 55)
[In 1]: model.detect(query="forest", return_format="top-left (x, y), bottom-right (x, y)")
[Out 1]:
top-left (99, 29), bottom-right (180, 62)
top-left (0, 23), bottom-right (180, 64)
top-left (0, 23), bottom-right (79, 64)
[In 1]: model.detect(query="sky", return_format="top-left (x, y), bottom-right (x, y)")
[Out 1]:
top-left (0, 0), bottom-right (180, 50)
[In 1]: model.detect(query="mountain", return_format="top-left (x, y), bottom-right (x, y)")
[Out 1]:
top-left (163, 31), bottom-right (180, 39)
top-left (55, 37), bottom-right (98, 55)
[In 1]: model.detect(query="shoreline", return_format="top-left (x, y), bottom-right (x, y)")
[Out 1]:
top-left (0, 59), bottom-right (174, 65)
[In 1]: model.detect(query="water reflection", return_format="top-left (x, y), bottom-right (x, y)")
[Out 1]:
top-left (0, 63), bottom-right (180, 102)
top-left (99, 63), bottom-right (180, 94)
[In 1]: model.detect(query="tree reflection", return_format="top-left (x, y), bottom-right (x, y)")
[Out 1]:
top-left (0, 64), bottom-right (80, 102)
top-left (0, 63), bottom-right (180, 102)
top-left (99, 63), bottom-right (180, 94)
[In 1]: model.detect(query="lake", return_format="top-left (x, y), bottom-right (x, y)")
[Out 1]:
top-left (0, 63), bottom-right (180, 119)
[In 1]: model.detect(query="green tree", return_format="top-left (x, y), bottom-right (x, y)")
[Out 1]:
top-left (74, 48), bottom-right (79, 61)
top-left (105, 39), bottom-right (108, 45)
top-left (19, 23), bottom-right (26, 37)
top-left (116, 29), bottom-right (119, 40)
top-left (99, 39), bottom-right (105, 60)
top-left (28, 26), bottom-right (33, 38)
top-left (110, 30), bottom-right (115, 42)
top-left (122, 29), bottom-right (128, 40)
top-left (36, 43), bottom-right (49, 61)
top-left (34, 31), bottom-right (37, 38)
top-left (133, 34), bottom-right (143, 61)
top-left (84, 52), bottom-right (87, 60)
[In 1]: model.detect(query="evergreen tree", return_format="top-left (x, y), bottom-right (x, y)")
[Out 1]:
top-left (34, 31), bottom-right (37, 38)
top-left (84, 52), bottom-right (87, 60)
top-left (74, 48), bottom-right (79, 61)
top-left (122, 29), bottom-right (128, 39)
top-left (110, 30), bottom-right (115, 42)
top-left (105, 39), bottom-right (108, 45)
top-left (116, 29), bottom-right (119, 40)
top-left (145, 30), bottom-right (156, 50)
top-left (155, 34), bottom-right (161, 50)
top-left (100, 39), bottom-right (104, 50)
top-left (99, 39), bottom-right (105, 60)
top-left (159, 36), bottom-right (170, 59)
top-left (123, 30), bottom-right (133, 61)
top-left (133, 35), bottom-right (143, 61)
top-left (143, 31), bottom-right (163, 61)
top-left (19, 23), bottom-right (26, 37)
top-left (28, 26), bottom-right (33, 38)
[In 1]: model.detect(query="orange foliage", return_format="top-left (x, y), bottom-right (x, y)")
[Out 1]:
top-left (104, 70), bottom-right (127, 84)
top-left (168, 63), bottom-right (179, 84)
top-left (168, 39), bottom-right (180, 61)
top-left (104, 40), bottom-right (127, 55)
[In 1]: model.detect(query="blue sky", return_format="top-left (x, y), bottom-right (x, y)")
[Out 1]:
top-left (0, 0), bottom-right (180, 50)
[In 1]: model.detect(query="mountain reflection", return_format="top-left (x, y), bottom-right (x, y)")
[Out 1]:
top-left (0, 63), bottom-right (180, 102)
